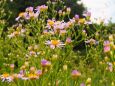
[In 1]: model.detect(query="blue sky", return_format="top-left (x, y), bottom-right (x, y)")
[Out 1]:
top-left (81, 0), bottom-right (115, 23)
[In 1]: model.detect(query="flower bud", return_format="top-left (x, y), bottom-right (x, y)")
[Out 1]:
top-left (52, 54), bottom-right (58, 60)
top-left (86, 78), bottom-right (91, 84)
top-left (58, 10), bottom-right (62, 16)
top-left (24, 62), bottom-right (29, 67)
top-left (109, 35), bottom-right (113, 41)
top-left (104, 56), bottom-right (109, 61)
top-left (112, 81), bottom-right (114, 86)
top-left (74, 14), bottom-right (79, 20)
top-left (113, 45), bottom-right (115, 50)
top-left (30, 66), bottom-right (36, 73)
top-left (28, 46), bottom-right (33, 51)
top-left (36, 70), bottom-right (42, 76)
top-left (63, 65), bottom-right (67, 71)
top-left (20, 65), bottom-right (26, 70)
top-left (10, 64), bottom-right (14, 70)
top-left (66, 7), bottom-right (71, 14)
top-left (62, 12), bottom-right (66, 16)
top-left (110, 42), bottom-right (114, 47)
top-left (29, 51), bottom-right (36, 56)
top-left (66, 37), bottom-right (72, 44)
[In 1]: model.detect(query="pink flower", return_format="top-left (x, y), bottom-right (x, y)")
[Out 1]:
top-left (60, 30), bottom-right (66, 35)
top-left (103, 40), bottom-right (110, 53)
top-left (80, 83), bottom-right (85, 86)
top-left (66, 37), bottom-right (72, 44)
top-left (36, 5), bottom-right (48, 12)
top-left (10, 64), bottom-right (14, 69)
top-left (104, 46), bottom-right (110, 53)
top-left (26, 7), bottom-right (34, 12)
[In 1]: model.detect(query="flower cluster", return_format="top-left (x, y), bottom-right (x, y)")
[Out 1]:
top-left (26, 45), bottom-right (40, 57)
top-left (8, 24), bottom-right (26, 38)
top-left (0, 59), bottom-right (51, 82)
top-left (44, 19), bottom-right (74, 35)
top-left (16, 5), bottom-right (48, 21)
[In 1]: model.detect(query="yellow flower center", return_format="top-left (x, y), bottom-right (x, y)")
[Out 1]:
top-left (28, 73), bottom-right (37, 79)
top-left (14, 31), bottom-right (19, 36)
top-left (48, 20), bottom-right (54, 26)
top-left (19, 12), bottom-right (25, 17)
top-left (51, 40), bottom-right (59, 45)
top-left (79, 18), bottom-right (85, 24)
top-left (3, 73), bottom-right (9, 78)
top-left (29, 12), bottom-right (34, 17)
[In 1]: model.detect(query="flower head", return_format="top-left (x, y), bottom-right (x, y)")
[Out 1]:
top-left (0, 73), bottom-right (14, 82)
top-left (36, 5), bottom-right (48, 12)
top-left (85, 38), bottom-right (96, 45)
top-left (71, 70), bottom-right (81, 78)
top-left (103, 40), bottom-right (110, 46)
top-left (45, 40), bottom-right (65, 49)
top-left (26, 7), bottom-right (34, 12)
top-left (86, 78), bottom-right (91, 84)
top-left (103, 40), bottom-right (110, 53)
top-left (104, 46), bottom-right (110, 53)
top-left (83, 11), bottom-right (91, 17)
top-left (28, 73), bottom-right (38, 79)
top-left (107, 62), bottom-right (113, 72)
top-left (10, 64), bottom-right (14, 70)
top-left (66, 37), bottom-right (72, 44)
top-left (74, 14), bottom-right (79, 20)
top-left (30, 66), bottom-right (36, 73)
top-left (79, 18), bottom-right (86, 24)
top-left (36, 70), bottom-right (42, 76)
top-left (41, 59), bottom-right (51, 67)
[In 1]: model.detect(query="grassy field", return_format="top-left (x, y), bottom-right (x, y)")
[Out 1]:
top-left (0, 0), bottom-right (115, 86)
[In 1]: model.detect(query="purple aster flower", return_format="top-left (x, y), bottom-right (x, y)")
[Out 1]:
top-left (74, 14), bottom-right (79, 20)
top-left (36, 70), bottom-right (42, 76)
top-left (41, 59), bottom-right (51, 67)
top-left (71, 70), bottom-right (81, 78)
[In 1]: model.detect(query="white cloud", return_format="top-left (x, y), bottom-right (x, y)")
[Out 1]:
top-left (81, 0), bottom-right (115, 23)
